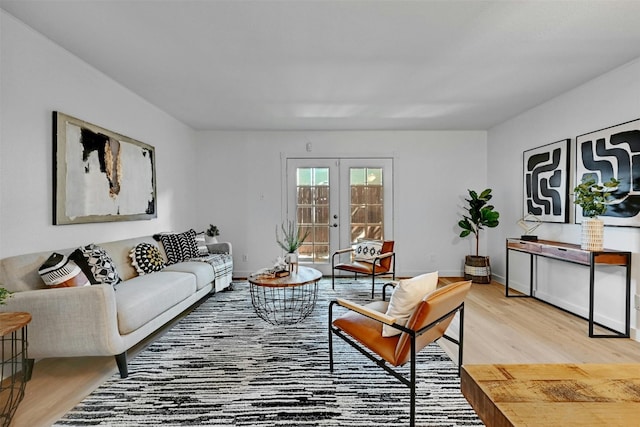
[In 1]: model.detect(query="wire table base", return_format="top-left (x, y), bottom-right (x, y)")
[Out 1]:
top-left (249, 267), bottom-right (322, 325)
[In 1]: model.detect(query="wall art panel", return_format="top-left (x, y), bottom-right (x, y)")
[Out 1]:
top-left (523, 139), bottom-right (570, 223)
top-left (575, 119), bottom-right (640, 226)
top-left (53, 112), bottom-right (157, 225)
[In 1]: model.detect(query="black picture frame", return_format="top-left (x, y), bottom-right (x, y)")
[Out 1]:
top-left (575, 118), bottom-right (640, 226)
top-left (53, 112), bottom-right (157, 225)
top-left (522, 139), bottom-right (570, 223)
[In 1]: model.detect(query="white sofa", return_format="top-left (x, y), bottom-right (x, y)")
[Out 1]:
top-left (0, 235), bottom-right (233, 378)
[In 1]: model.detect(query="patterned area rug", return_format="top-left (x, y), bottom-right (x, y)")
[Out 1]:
top-left (54, 279), bottom-right (483, 426)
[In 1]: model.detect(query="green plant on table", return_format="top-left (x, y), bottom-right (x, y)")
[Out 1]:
top-left (276, 220), bottom-right (310, 253)
top-left (573, 176), bottom-right (620, 218)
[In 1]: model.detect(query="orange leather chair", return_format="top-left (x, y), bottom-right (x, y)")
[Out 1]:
top-left (331, 240), bottom-right (395, 298)
top-left (329, 280), bottom-right (472, 427)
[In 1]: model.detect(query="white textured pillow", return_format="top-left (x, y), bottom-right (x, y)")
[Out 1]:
top-left (382, 271), bottom-right (439, 337)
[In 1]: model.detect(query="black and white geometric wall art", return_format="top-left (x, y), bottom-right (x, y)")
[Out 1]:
top-left (53, 112), bottom-right (157, 225)
top-left (575, 119), bottom-right (640, 226)
top-left (523, 139), bottom-right (570, 223)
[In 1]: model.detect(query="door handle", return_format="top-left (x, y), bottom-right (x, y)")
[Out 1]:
top-left (332, 223), bottom-right (338, 227)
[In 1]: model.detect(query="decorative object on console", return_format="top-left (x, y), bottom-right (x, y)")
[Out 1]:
top-left (38, 253), bottom-right (90, 288)
top-left (517, 214), bottom-right (542, 241)
top-left (575, 119), bottom-right (639, 227)
top-left (572, 176), bottom-right (620, 251)
top-left (522, 139), bottom-right (570, 223)
top-left (53, 112), bottom-right (157, 225)
top-left (457, 188), bottom-right (500, 283)
top-left (205, 224), bottom-right (220, 244)
top-left (129, 243), bottom-right (166, 275)
top-left (69, 244), bottom-right (121, 286)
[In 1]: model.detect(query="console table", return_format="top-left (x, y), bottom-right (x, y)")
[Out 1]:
top-left (505, 238), bottom-right (631, 338)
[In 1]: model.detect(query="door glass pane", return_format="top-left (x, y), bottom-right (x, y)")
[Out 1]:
top-left (296, 167), bottom-right (330, 263)
top-left (350, 167), bottom-right (383, 243)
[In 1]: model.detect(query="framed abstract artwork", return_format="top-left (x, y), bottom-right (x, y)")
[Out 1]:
top-left (575, 118), bottom-right (640, 226)
top-left (523, 139), bottom-right (570, 223)
top-left (53, 112), bottom-right (157, 225)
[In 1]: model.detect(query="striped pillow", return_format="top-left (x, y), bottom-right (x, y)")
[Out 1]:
top-left (155, 229), bottom-right (199, 265)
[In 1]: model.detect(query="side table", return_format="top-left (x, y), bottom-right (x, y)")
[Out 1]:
top-left (249, 266), bottom-right (322, 325)
top-left (0, 312), bottom-right (31, 427)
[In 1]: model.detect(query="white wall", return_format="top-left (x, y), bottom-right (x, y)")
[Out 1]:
top-left (487, 57), bottom-right (640, 337)
top-left (0, 11), bottom-right (199, 257)
top-left (196, 130), bottom-right (487, 277)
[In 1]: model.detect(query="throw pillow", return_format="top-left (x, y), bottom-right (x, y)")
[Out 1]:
top-left (353, 239), bottom-right (383, 262)
top-left (129, 243), bottom-right (166, 275)
top-left (38, 252), bottom-right (90, 288)
top-left (195, 232), bottom-right (209, 256)
top-left (382, 271), bottom-right (439, 337)
top-left (69, 244), bottom-right (121, 286)
top-left (155, 229), bottom-right (199, 264)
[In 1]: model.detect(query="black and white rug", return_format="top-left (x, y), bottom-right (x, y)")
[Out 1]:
top-left (54, 279), bottom-right (483, 426)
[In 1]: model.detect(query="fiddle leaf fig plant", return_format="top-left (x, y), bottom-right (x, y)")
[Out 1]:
top-left (458, 188), bottom-right (500, 256)
top-left (573, 176), bottom-right (620, 218)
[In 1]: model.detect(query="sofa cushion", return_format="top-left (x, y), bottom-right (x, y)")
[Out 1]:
top-left (163, 261), bottom-right (215, 290)
top-left (69, 244), bottom-right (121, 286)
top-left (38, 253), bottom-right (90, 288)
top-left (129, 243), bottom-right (166, 275)
top-left (155, 230), bottom-right (199, 264)
top-left (195, 232), bottom-right (209, 256)
top-left (115, 271), bottom-right (197, 335)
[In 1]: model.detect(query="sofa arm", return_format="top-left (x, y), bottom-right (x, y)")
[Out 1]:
top-left (0, 285), bottom-right (124, 358)
top-left (207, 241), bottom-right (232, 255)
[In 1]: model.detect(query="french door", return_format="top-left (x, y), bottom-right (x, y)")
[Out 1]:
top-left (285, 157), bottom-right (393, 275)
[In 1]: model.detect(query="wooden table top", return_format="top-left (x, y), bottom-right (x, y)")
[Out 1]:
top-left (0, 312), bottom-right (32, 336)
top-left (248, 266), bottom-right (322, 288)
top-left (461, 363), bottom-right (640, 427)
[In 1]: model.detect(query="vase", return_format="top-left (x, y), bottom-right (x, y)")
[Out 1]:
top-left (285, 252), bottom-right (298, 273)
top-left (581, 217), bottom-right (604, 251)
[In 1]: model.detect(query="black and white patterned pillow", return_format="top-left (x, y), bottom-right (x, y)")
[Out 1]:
top-left (353, 240), bottom-right (383, 262)
top-left (130, 243), bottom-right (166, 275)
top-left (69, 244), bottom-right (121, 286)
top-left (155, 229), bottom-right (199, 264)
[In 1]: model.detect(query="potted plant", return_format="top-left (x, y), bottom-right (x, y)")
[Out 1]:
top-left (0, 286), bottom-right (11, 305)
top-left (457, 188), bottom-right (500, 283)
top-left (276, 220), bottom-right (310, 265)
top-left (573, 176), bottom-right (619, 251)
top-left (205, 224), bottom-right (220, 244)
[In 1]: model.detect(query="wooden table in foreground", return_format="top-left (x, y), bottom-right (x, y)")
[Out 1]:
top-left (461, 363), bottom-right (640, 427)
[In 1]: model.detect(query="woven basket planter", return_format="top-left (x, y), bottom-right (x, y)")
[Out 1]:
top-left (464, 255), bottom-right (491, 284)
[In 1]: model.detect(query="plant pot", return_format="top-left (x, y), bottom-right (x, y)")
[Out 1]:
top-left (464, 255), bottom-right (491, 284)
top-left (581, 217), bottom-right (604, 251)
top-left (205, 235), bottom-right (218, 244)
top-left (285, 252), bottom-right (298, 273)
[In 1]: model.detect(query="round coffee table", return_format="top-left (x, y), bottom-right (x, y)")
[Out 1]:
top-left (248, 266), bottom-right (322, 325)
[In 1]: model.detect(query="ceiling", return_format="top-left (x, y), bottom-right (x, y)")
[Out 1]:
top-left (3, 0), bottom-right (640, 131)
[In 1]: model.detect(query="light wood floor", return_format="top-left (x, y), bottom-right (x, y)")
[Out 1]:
top-left (10, 279), bottom-right (640, 427)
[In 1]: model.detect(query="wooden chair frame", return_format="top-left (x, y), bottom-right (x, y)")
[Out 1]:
top-left (328, 282), bottom-right (465, 427)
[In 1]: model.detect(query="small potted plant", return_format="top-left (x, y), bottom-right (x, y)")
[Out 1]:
top-left (457, 188), bottom-right (500, 283)
top-left (0, 286), bottom-right (11, 305)
top-left (573, 176), bottom-right (619, 250)
top-left (205, 224), bottom-right (220, 244)
top-left (276, 220), bottom-right (310, 265)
